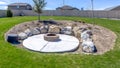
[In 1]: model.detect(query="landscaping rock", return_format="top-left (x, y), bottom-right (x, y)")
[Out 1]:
top-left (81, 29), bottom-right (92, 41)
top-left (48, 25), bottom-right (60, 34)
top-left (61, 26), bottom-right (72, 35)
top-left (24, 29), bottom-right (32, 36)
top-left (76, 30), bottom-right (81, 39)
top-left (86, 30), bottom-right (93, 36)
top-left (18, 32), bottom-right (28, 40)
top-left (81, 31), bottom-right (90, 41)
top-left (82, 39), bottom-right (97, 53)
top-left (30, 27), bottom-right (41, 35)
top-left (40, 25), bottom-right (49, 34)
top-left (73, 26), bottom-right (80, 37)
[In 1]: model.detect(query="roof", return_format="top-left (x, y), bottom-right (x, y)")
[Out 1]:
top-left (56, 5), bottom-right (79, 10)
top-left (104, 5), bottom-right (120, 11)
top-left (8, 3), bottom-right (31, 6)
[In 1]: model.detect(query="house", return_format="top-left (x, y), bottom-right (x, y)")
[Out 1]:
top-left (56, 5), bottom-right (79, 11)
top-left (8, 3), bottom-right (32, 10)
top-left (104, 5), bottom-right (120, 11)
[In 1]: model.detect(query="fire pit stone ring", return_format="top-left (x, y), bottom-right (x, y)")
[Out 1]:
top-left (44, 33), bottom-right (59, 41)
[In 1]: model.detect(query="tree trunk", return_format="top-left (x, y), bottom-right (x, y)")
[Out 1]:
top-left (38, 13), bottom-right (40, 22)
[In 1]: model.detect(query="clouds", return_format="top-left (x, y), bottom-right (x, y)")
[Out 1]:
top-left (0, 1), bottom-right (7, 5)
top-left (0, 1), bottom-right (8, 10)
top-left (0, 0), bottom-right (12, 3)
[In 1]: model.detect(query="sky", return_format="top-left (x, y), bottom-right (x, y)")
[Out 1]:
top-left (0, 0), bottom-right (120, 10)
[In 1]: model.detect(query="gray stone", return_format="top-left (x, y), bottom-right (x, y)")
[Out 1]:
top-left (81, 30), bottom-right (92, 41)
top-left (86, 30), bottom-right (92, 36)
top-left (81, 39), bottom-right (96, 53)
top-left (40, 25), bottom-right (48, 34)
top-left (18, 32), bottom-right (28, 40)
top-left (24, 29), bottom-right (32, 36)
top-left (30, 27), bottom-right (41, 35)
top-left (61, 26), bottom-right (72, 35)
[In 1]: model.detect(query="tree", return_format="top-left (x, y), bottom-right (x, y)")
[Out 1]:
top-left (33, 0), bottom-right (47, 22)
top-left (6, 9), bottom-right (13, 17)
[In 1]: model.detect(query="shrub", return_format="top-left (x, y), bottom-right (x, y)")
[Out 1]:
top-left (6, 9), bottom-right (13, 17)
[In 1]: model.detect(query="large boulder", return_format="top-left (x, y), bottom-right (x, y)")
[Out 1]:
top-left (81, 29), bottom-right (92, 41)
top-left (73, 26), bottom-right (81, 37)
top-left (18, 32), bottom-right (28, 40)
top-left (48, 25), bottom-right (60, 34)
top-left (61, 26), bottom-right (72, 35)
top-left (81, 32), bottom-right (90, 41)
top-left (81, 39), bottom-right (97, 53)
top-left (76, 30), bottom-right (81, 39)
top-left (30, 27), bottom-right (41, 35)
top-left (40, 25), bottom-right (49, 34)
top-left (24, 29), bottom-right (32, 36)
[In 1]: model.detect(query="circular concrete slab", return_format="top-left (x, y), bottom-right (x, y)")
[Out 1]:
top-left (23, 34), bottom-right (79, 52)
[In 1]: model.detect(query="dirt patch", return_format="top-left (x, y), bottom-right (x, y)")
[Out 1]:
top-left (5, 20), bottom-right (117, 55)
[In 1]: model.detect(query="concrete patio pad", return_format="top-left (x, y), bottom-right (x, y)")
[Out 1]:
top-left (23, 34), bottom-right (79, 52)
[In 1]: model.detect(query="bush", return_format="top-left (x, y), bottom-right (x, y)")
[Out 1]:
top-left (7, 9), bottom-right (13, 17)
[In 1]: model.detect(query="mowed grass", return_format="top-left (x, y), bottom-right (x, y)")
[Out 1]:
top-left (0, 16), bottom-right (120, 68)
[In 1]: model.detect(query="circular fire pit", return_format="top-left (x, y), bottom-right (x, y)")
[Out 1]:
top-left (44, 33), bottom-right (59, 41)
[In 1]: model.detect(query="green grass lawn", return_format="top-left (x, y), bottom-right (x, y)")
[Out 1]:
top-left (0, 16), bottom-right (120, 68)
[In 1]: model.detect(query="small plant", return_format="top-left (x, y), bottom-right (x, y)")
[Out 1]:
top-left (6, 9), bottom-right (13, 17)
